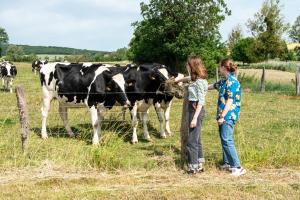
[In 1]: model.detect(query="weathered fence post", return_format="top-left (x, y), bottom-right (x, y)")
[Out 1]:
top-left (180, 86), bottom-right (189, 167)
top-left (16, 85), bottom-right (29, 152)
top-left (260, 66), bottom-right (266, 92)
top-left (296, 67), bottom-right (300, 96)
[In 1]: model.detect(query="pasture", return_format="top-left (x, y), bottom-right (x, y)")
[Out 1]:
top-left (0, 62), bottom-right (299, 199)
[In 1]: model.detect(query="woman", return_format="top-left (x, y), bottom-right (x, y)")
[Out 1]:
top-left (208, 58), bottom-right (246, 177)
top-left (177, 56), bottom-right (208, 174)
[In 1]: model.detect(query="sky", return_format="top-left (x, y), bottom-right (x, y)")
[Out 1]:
top-left (0, 0), bottom-right (299, 52)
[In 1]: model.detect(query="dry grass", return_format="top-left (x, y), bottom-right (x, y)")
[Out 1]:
top-left (238, 69), bottom-right (295, 84)
top-left (0, 165), bottom-right (299, 200)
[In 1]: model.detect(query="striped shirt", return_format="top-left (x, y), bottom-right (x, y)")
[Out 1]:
top-left (188, 78), bottom-right (208, 106)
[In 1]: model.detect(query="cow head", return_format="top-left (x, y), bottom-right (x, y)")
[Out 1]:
top-left (1, 61), bottom-right (17, 77)
top-left (149, 65), bottom-right (185, 98)
top-left (34, 60), bottom-right (48, 72)
top-left (104, 71), bottom-right (130, 108)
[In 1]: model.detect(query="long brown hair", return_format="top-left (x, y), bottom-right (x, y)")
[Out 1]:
top-left (220, 58), bottom-right (237, 73)
top-left (187, 56), bottom-right (208, 81)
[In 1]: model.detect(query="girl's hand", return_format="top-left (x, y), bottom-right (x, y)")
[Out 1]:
top-left (217, 117), bottom-right (225, 125)
top-left (190, 119), bottom-right (197, 128)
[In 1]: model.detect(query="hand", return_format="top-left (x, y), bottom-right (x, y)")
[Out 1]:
top-left (190, 119), bottom-right (197, 128)
top-left (217, 117), bottom-right (225, 125)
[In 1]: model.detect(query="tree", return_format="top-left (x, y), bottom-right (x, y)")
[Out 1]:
top-left (247, 0), bottom-right (288, 59)
top-left (227, 24), bottom-right (243, 51)
top-left (231, 37), bottom-right (261, 64)
top-left (0, 27), bottom-right (9, 57)
top-left (289, 16), bottom-right (300, 43)
top-left (128, 0), bottom-right (230, 75)
top-left (6, 45), bottom-right (25, 61)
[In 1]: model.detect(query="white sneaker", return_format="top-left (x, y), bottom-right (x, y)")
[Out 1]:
top-left (231, 167), bottom-right (246, 177)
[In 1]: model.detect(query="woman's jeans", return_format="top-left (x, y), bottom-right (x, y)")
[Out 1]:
top-left (186, 101), bottom-right (205, 169)
top-left (219, 120), bottom-right (241, 168)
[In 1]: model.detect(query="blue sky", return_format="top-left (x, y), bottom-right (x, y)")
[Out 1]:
top-left (0, 0), bottom-right (299, 51)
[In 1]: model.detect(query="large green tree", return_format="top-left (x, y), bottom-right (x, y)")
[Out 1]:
top-left (289, 16), bottom-right (300, 43)
top-left (6, 45), bottom-right (25, 61)
top-left (128, 0), bottom-right (230, 75)
top-left (247, 0), bottom-right (288, 59)
top-left (0, 27), bottom-right (9, 57)
top-left (231, 37), bottom-right (261, 64)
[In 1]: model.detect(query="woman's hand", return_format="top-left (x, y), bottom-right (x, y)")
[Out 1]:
top-left (217, 117), bottom-right (225, 125)
top-left (190, 119), bottom-right (197, 128)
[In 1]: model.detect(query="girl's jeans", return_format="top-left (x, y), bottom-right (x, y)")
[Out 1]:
top-left (219, 120), bottom-right (241, 168)
top-left (186, 101), bottom-right (205, 169)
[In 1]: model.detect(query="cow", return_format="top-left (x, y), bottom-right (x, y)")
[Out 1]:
top-left (109, 63), bottom-right (184, 143)
top-left (39, 62), bottom-right (131, 145)
top-left (0, 61), bottom-right (17, 93)
top-left (32, 60), bottom-right (48, 74)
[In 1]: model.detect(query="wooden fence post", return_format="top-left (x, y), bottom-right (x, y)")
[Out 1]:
top-left (16, 85), bottom-right (29, 152)
top-left (180, 86), bottom-right (189, 168)
top-left (296, 67), bottom-right (300, 96)
top-left (216, 67), bottom-right (219, 82)
top-left (260, 66), bottom-right (266, 92)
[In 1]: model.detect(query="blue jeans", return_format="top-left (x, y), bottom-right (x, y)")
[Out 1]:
top-left (186, 101), bottom-right (205, 169)
top-left (219, 120), bottom-right (241, 168)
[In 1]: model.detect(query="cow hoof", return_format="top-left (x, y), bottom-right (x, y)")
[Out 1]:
top-left (92, 142), bottom-right (100, 146)
top-left (41, 135), bottom-right (48, 140)
top-left (145, 137), bottom-right (152, 142)
top-left (160, 135), bottom-right (167, 139)
top-left (67, 132), bottom-right (75, 137)
top-left (131, 140), bottom-right (138, 144)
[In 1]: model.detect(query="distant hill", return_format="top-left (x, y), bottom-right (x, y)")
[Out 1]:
top-left (15, 44), bottom-right (109, 55)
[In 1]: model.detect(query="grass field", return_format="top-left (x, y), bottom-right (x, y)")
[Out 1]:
top-left (0, 62), bottom-right (299, 199)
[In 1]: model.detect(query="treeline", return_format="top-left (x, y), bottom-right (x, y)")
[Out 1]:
top-left (0, 44), bottom-right (128, 62)
top-left (16, 45), bottom-right (107, 55)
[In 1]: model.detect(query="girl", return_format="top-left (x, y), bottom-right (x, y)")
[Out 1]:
top-left (208, 58), bottom-right (246, 177)
top-left (177, 56), bottom-right (208, 174)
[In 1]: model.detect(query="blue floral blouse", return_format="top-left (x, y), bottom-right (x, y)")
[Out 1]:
top-left (213, 73), bottom-right (241, 124)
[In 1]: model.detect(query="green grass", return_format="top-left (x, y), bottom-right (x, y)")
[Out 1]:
top-left (0, 62), bottom-right (300, 199)
top-left (242, 60), bottom-right (300, 73)
top-left (0, 62), bottom-right (299, 171)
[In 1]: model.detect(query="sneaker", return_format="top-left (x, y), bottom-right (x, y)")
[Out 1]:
top-left (219, 163), bottom-right (232, 171)
top-left (187, 168), bottom-right (197, 175)
top-left (196, 163), bottom-right (204, 173)
top-left (231, 167), bottom-right (246, 177)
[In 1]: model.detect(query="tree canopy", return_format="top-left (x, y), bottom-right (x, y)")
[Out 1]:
top-left (289, 16), bottom-right (300, 43)
top-left (247, 0), bottom-right (288, 59)
top-left (128, 0), bottom-right (230, 75)
top-left (0, 27), bottom-right (9, 57)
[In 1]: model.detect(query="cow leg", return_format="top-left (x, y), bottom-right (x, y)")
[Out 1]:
top-left (41, 89), bottom-right (52, 139)
top-left (154, 102), bottom-right (167, 139)
top-left (9, 78), bottom-right (13, 93)
top-left (58, 103), bottom-right (74, 137)
top-left (142, 110), bottom-right (151, 141)
top-left (164, 100), bottom-right (173, 136)
top-left (131, 103), bottom-right (139, 143)
top-left (90, 106), bottom-right (100, 145)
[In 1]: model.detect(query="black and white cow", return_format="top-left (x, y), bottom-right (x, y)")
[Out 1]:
top-left (110, 63), bottom-right (184, 143)
top-left (0, 61), bottom-right (17, 93)
top-left (32, 60), bottom-right (48, 74)
top-left (39, 62), bottom-right (130, 145)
